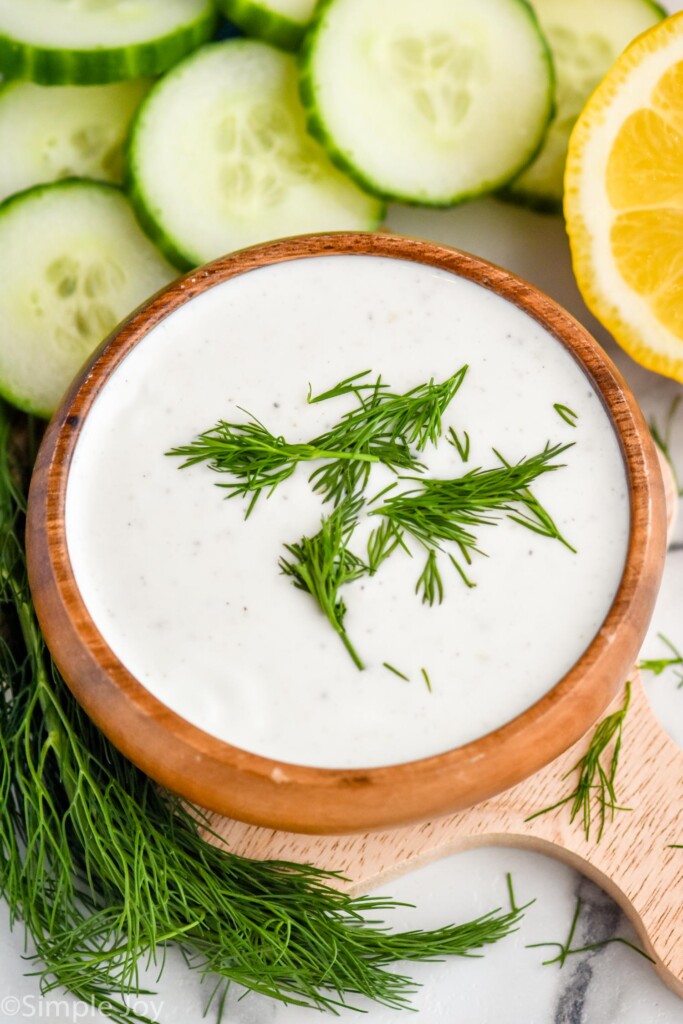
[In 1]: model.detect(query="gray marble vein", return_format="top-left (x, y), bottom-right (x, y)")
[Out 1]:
top-left (552, 879), bottom-right (621, 1024)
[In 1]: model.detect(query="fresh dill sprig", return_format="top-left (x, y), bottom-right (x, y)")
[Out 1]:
top-left (505, 873), bottom-right (535, 916)
top-left (638, 633), bottom-right (683, 687)
top-left (309, 365), bottom-right (469, 453)
top-left (307, 366), bottom-right (468, 504)
top-left (0, 407), bottom-right (528, 1021)
top-left (307, 368), bottom-right (381, 405)
top-left (525, 682), bottom-right (632, 842)
top-left (168, 364), bottom-right (468, 514)
top-left (447, 426), bottom-right (470, 462)
top-left (369, 442), bottom-right (575, 605)
top-left (415, 548), bottom-right (444, 604)
top-left (491, 447), bottom-right (576, 548)
top-left (366, 514), bottom-right (408, 574)
top-left (166, 412), bottom-right (384, 518)
top-left (649, 395), bottom-right (683, 497)
top-left (506, 873), bottom-right (521, 914)
top-left (527, 897), bottom-right (653, 966)
top-left (382, 665), bottom-right (434, 691)
top-left (383, 662), bottom-right (410, 681)
top-left (308, 427), bottom-right (416, 509)
top-left (553, 403), bottom-right (579, 428)
top-left (280, 495), bottom-right (367, 669)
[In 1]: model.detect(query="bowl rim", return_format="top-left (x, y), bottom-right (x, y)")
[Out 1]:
top-left (26, 231), bottom-right (667, 834)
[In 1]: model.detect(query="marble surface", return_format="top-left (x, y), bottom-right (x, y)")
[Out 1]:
top-left (2, 9), bottom-right (683, 1024)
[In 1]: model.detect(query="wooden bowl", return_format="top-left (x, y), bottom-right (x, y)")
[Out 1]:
top-left (26, 232), bottom-right (667, 834)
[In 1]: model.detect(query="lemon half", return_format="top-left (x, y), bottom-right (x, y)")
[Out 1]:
top-left (565, 12), bottom-right (683, 382)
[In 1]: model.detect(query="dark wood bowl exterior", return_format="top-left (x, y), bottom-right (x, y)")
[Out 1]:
top-left (26, 233), bottom-right (668, 834)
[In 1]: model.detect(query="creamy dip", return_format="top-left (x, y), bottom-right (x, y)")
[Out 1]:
top-left (65, 254), bottom-right (629, 768)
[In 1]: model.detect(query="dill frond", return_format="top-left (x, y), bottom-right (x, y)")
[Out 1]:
top-left (447, 426), bottom-right (470, 462)
top-left (167, 412), bottom-right (382, 518)
top-left (309, 365), bottom-right (469, 452)
top-left (169, 366), bottom-right (468, 513)
top-left (383, 662), bottom-right (410, 681)
top-left (280, 494), bottom-right (367, 668)
top-left (638, 633), bottom-right (683, 688)
top-left (369, 442), bottom-right (575, 605)
top-left (525, 682), bottom-right (632, 842)
top-left (527, 896), bottom-right (653, 966)
top-left (553, 403), bottom-right (578, 428)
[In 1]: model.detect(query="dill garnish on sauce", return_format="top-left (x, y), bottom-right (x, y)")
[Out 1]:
top-left (367, 442), bottom-right (575, 605)
top-left (170, 368), bottom-right (575, 668)
top-left (279, 494), bottom-right (367, 669)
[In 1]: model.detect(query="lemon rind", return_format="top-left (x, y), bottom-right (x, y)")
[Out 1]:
top-left (564, 11), bottom-right (683, 383)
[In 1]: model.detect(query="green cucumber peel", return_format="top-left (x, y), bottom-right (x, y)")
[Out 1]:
top-left (0, 2), bottom-right (217, 85)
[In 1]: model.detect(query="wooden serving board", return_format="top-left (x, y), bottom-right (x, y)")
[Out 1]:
top-left (202, 453), bottom-right (683, 997)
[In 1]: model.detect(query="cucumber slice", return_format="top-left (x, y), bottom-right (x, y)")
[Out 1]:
top-left (0, 180), bottom-right (175, 416)
top-left (0, 0), bottom-right (216, 85)
top-left (127, 40), bottom-right (385, 269)
top-left (504, 0), bottom-right (665, 212)
top-left (0, 79), bottom-right (150, 203)
top-left (217, 0), bottom-right (315, 51)
top-left (300, 0), bottom-right (554, 206)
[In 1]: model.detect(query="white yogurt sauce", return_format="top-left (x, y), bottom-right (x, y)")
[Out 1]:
top-left (65, 255), bottom-right (629, 768)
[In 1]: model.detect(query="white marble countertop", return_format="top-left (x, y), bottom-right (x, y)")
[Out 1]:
top-left (2, 7), bottom-right (683, 1024)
